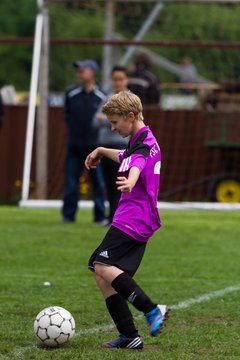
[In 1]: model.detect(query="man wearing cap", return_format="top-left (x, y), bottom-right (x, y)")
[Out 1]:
top-left (62, 59), bottom-right (107, 224)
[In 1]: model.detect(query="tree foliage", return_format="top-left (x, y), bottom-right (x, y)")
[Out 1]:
top-left (0, 0), bottom-right (36, 90)
top-left (49, 3), bottom-right (104, 91)
top-left (0, 1), bottom-right (239, 90)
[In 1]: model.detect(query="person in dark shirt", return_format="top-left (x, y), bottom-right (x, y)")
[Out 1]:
top-left (62, 59), bottom-right (107, 224)
top-left (93, 65), bottom-right (129, 224)
top-left (127, 53), bottom-right (160, 105)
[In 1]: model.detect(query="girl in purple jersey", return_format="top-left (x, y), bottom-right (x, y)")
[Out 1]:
top-left (85, 91), bottom-right (171, 350)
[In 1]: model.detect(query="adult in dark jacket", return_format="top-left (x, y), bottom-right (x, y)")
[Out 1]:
top-left (62, 59), bottom-right (106, 223)
top-left (127, 53), bottom-right (161, 105)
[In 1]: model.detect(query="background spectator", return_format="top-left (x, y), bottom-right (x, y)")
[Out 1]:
top-left (127, 53), bottom-right (161, 105)
top-left (62, 59), bottom-right (106, 224)
top-left (180, 56), bottom-right (198, 94)
top-left (93, 65), bottom-right (129, 224)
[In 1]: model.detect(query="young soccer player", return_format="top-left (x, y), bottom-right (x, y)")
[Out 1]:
top-left (85, 91), bottom-right (170, 349)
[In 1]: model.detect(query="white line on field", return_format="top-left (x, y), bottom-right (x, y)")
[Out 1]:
top-left (172, 284), bottom-right (240, 310)
top-left (6, 283), bottom-right (240, 359)
top-left (19, 199), bottom-right (240, 211)
top-left (75, 283), bottom-right (240, 336)
top-left (1, 344), bottom-right (37, 360)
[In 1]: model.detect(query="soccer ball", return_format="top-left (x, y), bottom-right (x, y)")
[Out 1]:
top-left (34, 306), bottom-right (75, 347)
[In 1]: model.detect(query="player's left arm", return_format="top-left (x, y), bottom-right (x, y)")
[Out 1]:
top-left (116, 166), bottom-right (140, 193)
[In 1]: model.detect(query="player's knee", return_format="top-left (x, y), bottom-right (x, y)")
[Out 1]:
top-left (94, 263), bottom-right (108, 278)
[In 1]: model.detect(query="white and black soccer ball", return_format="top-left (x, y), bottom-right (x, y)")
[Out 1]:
top-left (34, 306), bottom-right (75, 347)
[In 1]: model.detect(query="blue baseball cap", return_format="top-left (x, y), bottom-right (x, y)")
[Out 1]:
top-left (73, 59), bottom-right (99, 74)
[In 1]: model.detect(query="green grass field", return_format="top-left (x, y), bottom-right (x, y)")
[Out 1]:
top-left (0, 207), bottom-right (239, 360)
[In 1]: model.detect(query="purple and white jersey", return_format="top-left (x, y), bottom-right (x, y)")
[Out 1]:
top-left (112, 126), bottom-right (161, 243)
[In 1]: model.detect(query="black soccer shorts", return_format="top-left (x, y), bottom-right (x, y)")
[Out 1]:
top-left (88, 226), bottom-right (146, 277)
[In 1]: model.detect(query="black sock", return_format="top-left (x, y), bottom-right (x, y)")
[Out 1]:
top-left (111, 273), bottom-right (156, 314)
top-left (106, 293), bottom-right (139, 338)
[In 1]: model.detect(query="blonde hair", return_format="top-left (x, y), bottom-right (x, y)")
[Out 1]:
top-left (102, 91), bottom-right (143, 121)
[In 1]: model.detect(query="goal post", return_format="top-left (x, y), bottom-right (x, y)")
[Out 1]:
top-left (22, 0), bottom-right (50, 201)
top-left (21, 10), bottom-right (43, 201)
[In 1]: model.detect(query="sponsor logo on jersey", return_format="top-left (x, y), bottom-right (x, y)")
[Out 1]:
top-left (150, 143), bottom-right (159, 158)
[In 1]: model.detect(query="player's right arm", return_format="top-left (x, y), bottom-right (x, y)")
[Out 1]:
top-left (85, 147), bottom-right (120, 170)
